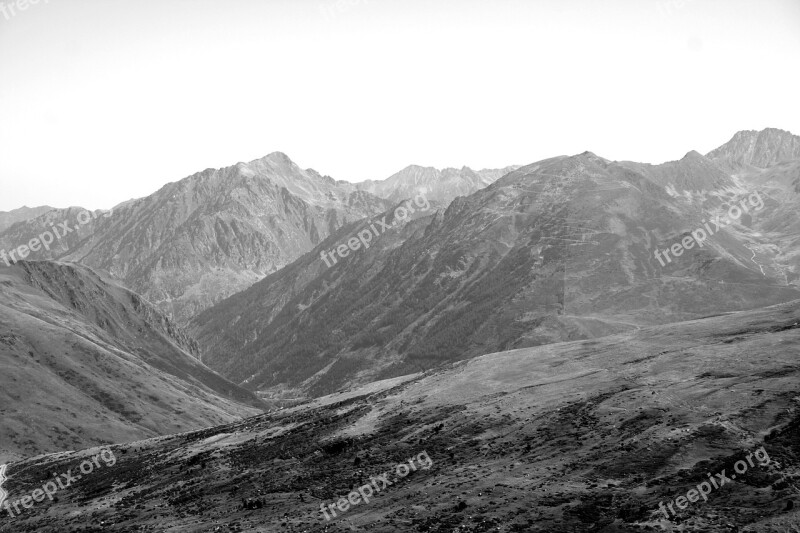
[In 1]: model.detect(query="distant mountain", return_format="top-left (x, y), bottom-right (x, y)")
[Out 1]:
top-left (192, 144), bottom-right (800, 398)
top-left (707, 127), bottom-right (800, 171)
top-left (14, 299), bottom-right (800, 532)
top-left (355, 164), bottom-right (520, 205)
top-left (0, 153), bottom-right (392, 323)
top-left (0, 260), bottom-right (263, 463)
top-left (0, 206), bottom-right (53, 233)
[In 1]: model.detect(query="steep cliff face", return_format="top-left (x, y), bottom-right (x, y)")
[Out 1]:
top-left (0, 153), bottom-right (392, 323)
top-left (0, 260), bottom-right (263, 463)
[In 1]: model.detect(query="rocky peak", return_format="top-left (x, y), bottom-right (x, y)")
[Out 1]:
top-left (707, 127), bottom-right (800, 169)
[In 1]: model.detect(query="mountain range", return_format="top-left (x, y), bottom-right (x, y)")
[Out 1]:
top-left (191, 128), bottom-right (800, 398)
top-left (0, 156), bottom-right (513, 324)
top-left (1, 127), bottom-right (800, 531)
top-left (1, 127), bottom-right (799, 463)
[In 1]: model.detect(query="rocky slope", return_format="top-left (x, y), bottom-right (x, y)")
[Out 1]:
top-left (0, 260), bottom-right (263, 463)
top-left (0, 153), bottom-right (392, 323)
top-left (192, 144), bottom-right (800, 398)
top-left (4, 300), bottom-right (799, 532)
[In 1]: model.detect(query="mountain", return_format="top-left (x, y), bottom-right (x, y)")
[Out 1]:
top-left (0, 260), bottom-right (263, 463)
top-left (707, 128), bottom-right (800, 172)
top-left (7, 300), bottom-right (800, 531)
top-left (192, 147), bottom-right (800, 398)
top-left (706, 129), bottom-right (800, 285)
top-left (0, 153), bottom-right (393, 323)
top-left (0, 206), bottom-right (54, 233)
top-left (356, 164), bottom-right (520, 205)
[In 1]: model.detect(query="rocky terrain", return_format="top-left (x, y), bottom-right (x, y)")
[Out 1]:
top-left (0, 260), bottom-right (263, 463)
top-left (2, 300), bottom-right (798, 532)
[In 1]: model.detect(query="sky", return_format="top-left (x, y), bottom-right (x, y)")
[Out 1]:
top-left (0, 0), bottom-right (799, 211)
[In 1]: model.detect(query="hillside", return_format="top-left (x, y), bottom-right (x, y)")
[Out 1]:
top-left (0, 261), bottom-right (263, 463)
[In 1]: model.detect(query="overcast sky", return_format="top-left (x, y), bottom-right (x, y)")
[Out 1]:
top-left (0, 0), bottom-right (798, 211)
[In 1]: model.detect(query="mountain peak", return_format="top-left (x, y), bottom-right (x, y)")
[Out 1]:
top-left (251, 151), bottom-right (296, 167)
top-left (707, 128), bottom-right (800, 169)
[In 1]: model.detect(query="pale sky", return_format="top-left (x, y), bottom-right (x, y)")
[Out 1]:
top-left (0, 0), bottom-right (798, 211)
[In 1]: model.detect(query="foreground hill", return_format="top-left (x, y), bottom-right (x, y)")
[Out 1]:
top-left (4, 301), bottom-right (799, 532)
top-left (193, 143), bottom-right (800, 397)
top-left (0, 261), bottom-right (263, 463)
